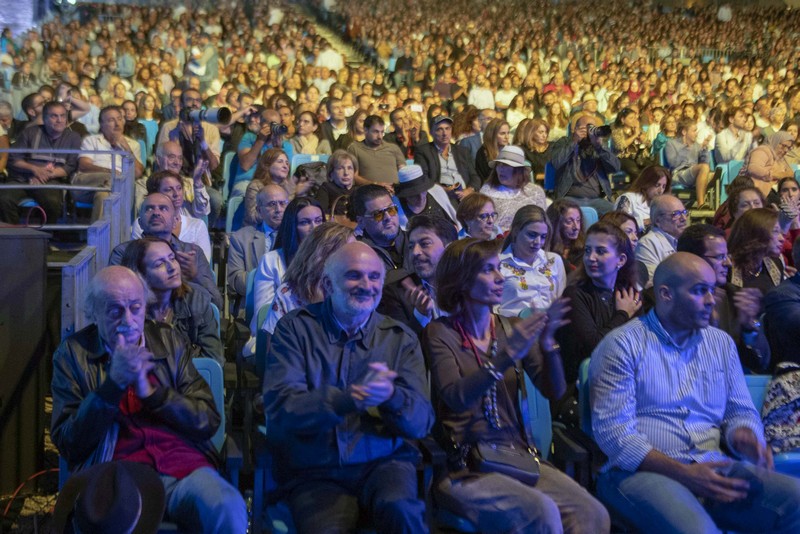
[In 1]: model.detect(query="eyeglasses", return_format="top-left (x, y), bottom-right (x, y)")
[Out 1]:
top-left (259, 199), bottom-right (289, 210)
top-left (664, 209), bottom-right (689, 221)
top-left (367, 205), bottom-right (398, 222)
top-left (476, 212), bottom-right (499, 222)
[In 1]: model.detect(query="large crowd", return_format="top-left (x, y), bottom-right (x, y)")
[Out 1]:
top-left (7, 0), bottom-right (800, 532)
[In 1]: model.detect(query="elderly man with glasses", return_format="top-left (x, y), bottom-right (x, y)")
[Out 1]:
top-left (636, 194), bottom-right (689, 287)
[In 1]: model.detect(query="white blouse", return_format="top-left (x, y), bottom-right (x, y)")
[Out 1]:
top-left (497, 246), bottom-right (566, 317)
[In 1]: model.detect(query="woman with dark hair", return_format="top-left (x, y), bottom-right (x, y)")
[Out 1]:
top-left (728, 208), bottom-right (786, 295)
top-left (243, 148), bottom-right (313, 226)
top-left (421, 238), bottom-right (609, 533)
top-left (614, 165), bottom-right (671, 230)
top-left (288, 110), bottom-right (332, 155)
top-left (332, 108), bottom-right (367, 151)
top-left (456, 193), bottom-right (501, 240)
top-left (498, 205), bottom-right (566, 317)
top-left (260, 222), bottom-right (355, 334)
top-left (479, 145), bottom-right (546, 233)
top-left (600, 210), bottom-right (641, 250)
top-left (120, 237), bottom-right (222, 364)
top-left (314, 149), bottom-right (358, 223)
top-left (611, 108), bottom-right (655, 179)
top-left (546, 199), bottom-right (586, 272)
top-left (556, 222), bottom-right (641, 389)
top-left (249, 197), bottom-right (324, 345)
top-left (453, 107), bottom-right (480, 142)
top-left (475, 118), bottom-right (510, 182)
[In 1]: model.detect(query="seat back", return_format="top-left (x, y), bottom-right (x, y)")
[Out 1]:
top-left (727, 160), bottom-right (744, 183)
top-left (745, 374), bottom-right (771, 413)
top-left (578, 358), bottom-right (592, 439)
top-left (544, 162), bottom-right (556, 193)
top-left (255, 304), bottom-right (271, 380)
top-left (210, 303), bottom-right (221, 339)
top-left (225, 195), bottom-right (244, 234)
top-left (579, 206), bottom-right (598, 228)
top-left (523, 374), bottom-right (552, 461)
top-left (194, 357), bottom-right (226, 452)
top-left (244, 269), bottom-right (257, 325)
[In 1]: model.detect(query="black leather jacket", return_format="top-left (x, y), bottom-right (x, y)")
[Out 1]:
top-left (51, 322), bottom-right (220, 472)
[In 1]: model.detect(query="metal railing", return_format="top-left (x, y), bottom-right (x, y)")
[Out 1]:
top-left (60, 245), bottom-right (97, 340)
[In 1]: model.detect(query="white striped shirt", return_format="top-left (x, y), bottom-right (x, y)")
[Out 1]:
top-left (589, 310), bottom-right (765, 472)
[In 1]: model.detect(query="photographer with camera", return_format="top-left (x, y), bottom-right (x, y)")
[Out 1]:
top-left (549, 112), bottom-right (620, 216)
top-left (157, 89), bottom-right (222, 178)
top-left (232, 108), bottom-right (292, 196)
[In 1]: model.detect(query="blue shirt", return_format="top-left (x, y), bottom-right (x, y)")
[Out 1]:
top-left (589, 310), bottom-right (765, 472)
top-left (233, 132), bottom-right (293, 184)
top-left (664, 138), bottom-right (710, 172)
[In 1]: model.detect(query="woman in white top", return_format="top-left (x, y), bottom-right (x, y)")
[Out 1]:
top-left (498, 205), bottom-right (566, 317)
top-left (614, 165), bottom-right (671, 231)
top-left (261, 222), bottom-right (355, 334)
top-left (250, 197), bottom-right (324, 337)
top-left (133, 170), bottom-right (212, 262)
top-left (505, 95), bottom-right (530, 133)
top-left (479, 145), bottom-right (547, 234)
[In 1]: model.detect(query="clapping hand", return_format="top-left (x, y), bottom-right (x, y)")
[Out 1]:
top-left (350, 362), bottom-right (397, 408)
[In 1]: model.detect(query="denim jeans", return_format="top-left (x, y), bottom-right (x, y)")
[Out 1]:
top-left (597, 463), bottom-right (800, 534)
top-left (161, 466), bottom-right (247, 534)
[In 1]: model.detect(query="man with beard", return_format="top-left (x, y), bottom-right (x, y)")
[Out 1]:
top-left (590, 253), bottom-right (800, 534)
top-left (550, 113), bottom-right (620, 215)
top-left (677, 223), bottom-right (769, 372)
top-left (378, 215), bottom-right (456, 335)
top-left (264, 242), bottom-right (434, 534)
top-left (351, 184), bottom-right (411, 277)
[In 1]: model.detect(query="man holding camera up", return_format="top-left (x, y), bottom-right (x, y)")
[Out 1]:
top-left (232, 108), bottom-right (291, 195)
top-left (157, 88), bottom-right (221, 178)
top-left (550, 112), bottom-right (620, 215)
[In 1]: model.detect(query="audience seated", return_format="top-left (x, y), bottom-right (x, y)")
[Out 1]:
top-left (394, 164), bottom-right (458, 230)
top-left (348, 114), bottom-right (406, 186)
top-left (635, 194), bottom-right (687, 286)
top-left (546, 198), bottom-right (586, 272)
top-left (133, 171), bottom-right (212, 262)
top-left (120, 237), bottom-right (223, 364)
top-left (313, 149), bottom-right (357, 221)
top-left (110, 193), bottom-right (222, 308)
top-left (51, 267), bottom-right (246, 533)
top-left (664, 117), bottom-right (713, 209)
top-left (498, 205), bottom-right (566, 317)
top-left (550, 113), bottom-right (619, 215)
top-left (351, 183), bottom-right (411, 275)
top-left (264, 242), bottom-right (434, 533)
top-left (674, 223), bottom-right (770, 372)
top-left (765, 235), bottom-right (800, 370)
top-left (422, 238), bottom-right (609, 533)
top-left (154, 140), bottom-right (213, 221)
top-left (590, 253), bottom-right (800, 533)
top-left (614, 165), bottom-right (671, 231)
top-left (0, 101), bottom-right (81, 223)
top-left (414, 114), bottom-right (480, 202)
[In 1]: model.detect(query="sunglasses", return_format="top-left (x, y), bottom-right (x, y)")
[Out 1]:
top-left (367, 205), bottom-right (398, 222)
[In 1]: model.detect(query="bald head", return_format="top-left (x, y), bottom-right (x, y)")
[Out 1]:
top-left (323, 242), bottom-right (385, 327)
top-left (85, 266), bottom-right (149, 349)
top-left (653, 252), bottom-right (717, 336)
top-left (256, 184), bottom-right (289, 229)
top-left (156, 141), bottom-right (183, 173)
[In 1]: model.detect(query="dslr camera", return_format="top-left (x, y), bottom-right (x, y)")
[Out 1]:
top-left (270, 121), bottom-right (289, 136)
top-left (587, 124), bottom-right (612, 137)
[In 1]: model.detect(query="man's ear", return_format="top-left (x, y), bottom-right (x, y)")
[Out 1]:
top-left (321, 275), bottom-right (333, 297)
top-left (657, 285), bottom-right (672, 302)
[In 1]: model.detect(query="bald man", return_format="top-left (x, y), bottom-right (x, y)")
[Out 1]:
top-left (590, 253), bottom-right (800, 533)
top-left (264, 242), bottom-right (434, 534)
top-left (51, 267), bottom-right (246, 533)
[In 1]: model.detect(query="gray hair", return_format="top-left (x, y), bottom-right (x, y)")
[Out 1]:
top-left (84, 266), bottom-right (154, 321)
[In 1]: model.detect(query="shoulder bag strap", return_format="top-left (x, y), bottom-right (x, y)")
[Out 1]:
top-left (496, 315), bottom-right (538, 455)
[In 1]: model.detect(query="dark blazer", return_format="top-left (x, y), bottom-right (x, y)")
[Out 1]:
top-left (765, 274), bottom-right (800, 370)
top-left (414, 142), bottom-right (481, 191)
top-left (457, 133), bottom-right (482, 161)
